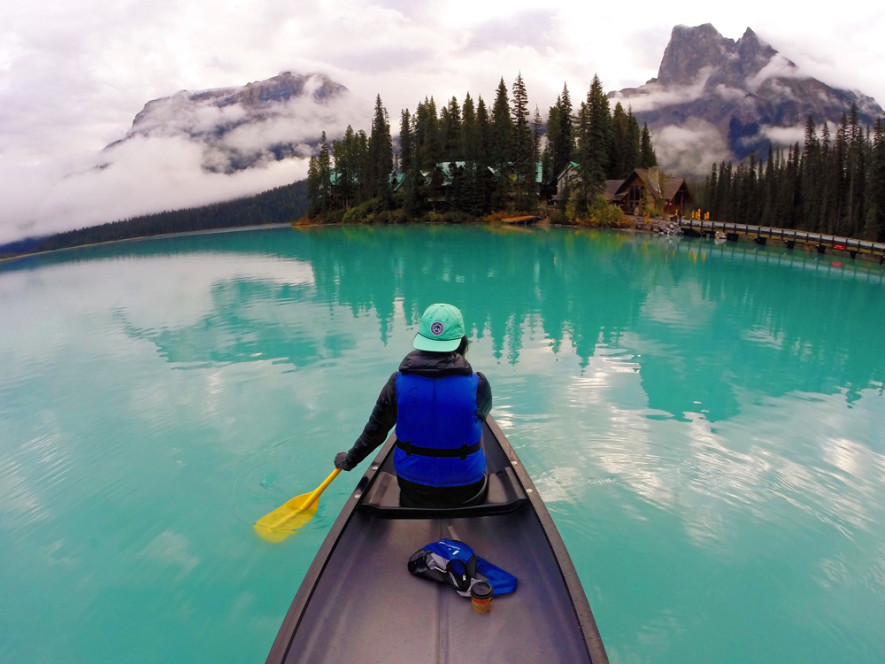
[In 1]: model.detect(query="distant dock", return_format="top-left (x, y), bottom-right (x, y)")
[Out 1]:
top-left (680, 219), bottom-right (885, 263)
top-left (500, 215), bottom-right (540, 225)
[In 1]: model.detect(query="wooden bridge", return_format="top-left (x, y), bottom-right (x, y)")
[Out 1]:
top-left (679, 219), bottom-right (885, 263)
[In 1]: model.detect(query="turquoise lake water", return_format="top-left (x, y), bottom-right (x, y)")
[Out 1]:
top-left (1, 225), bottom-right (884, 663)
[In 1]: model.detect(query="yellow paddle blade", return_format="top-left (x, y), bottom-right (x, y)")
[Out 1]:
top-left (254, 469), bottom-right (341, 543)
top-left (253, 498), bottom-right (319, 542)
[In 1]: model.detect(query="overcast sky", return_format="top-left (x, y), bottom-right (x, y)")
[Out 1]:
top-left (2, 0), bottom-right (883, 244)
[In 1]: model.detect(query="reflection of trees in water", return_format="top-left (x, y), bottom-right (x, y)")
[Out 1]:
top-left (636, 241), bottom-right (885, 419)
top-left (303, 226), bottom-right (644, 364)
top-left (301, 226), bottom-right (885, 420)
top-left (100, 225), bottom-right (885, 421)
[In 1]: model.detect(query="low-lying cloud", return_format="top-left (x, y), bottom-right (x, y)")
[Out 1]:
top-left (611, 68), bottom-right (714, 113)
top-left (746, 53), bottom-right (804, 92)
top-left (651, 120), bottom-right (731, 178)
top-left (0, 80), bottom-right (370, 244)
top-left (1, 138), bottom-right (307, 244)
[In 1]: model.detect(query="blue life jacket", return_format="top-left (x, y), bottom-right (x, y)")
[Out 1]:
top-left (394, 372), bottom-right (485, 487)
top-left (407, 538), bottom-right (518, 596)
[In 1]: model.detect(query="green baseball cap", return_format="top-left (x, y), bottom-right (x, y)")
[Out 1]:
top-left (413, 303), bottom-right (465, 352)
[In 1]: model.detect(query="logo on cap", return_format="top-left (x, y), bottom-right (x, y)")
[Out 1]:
top-left (430, 321), bottom-right (445, 337)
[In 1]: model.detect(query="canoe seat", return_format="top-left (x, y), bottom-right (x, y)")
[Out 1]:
top-left (358, 467), bottom-right (529, 519)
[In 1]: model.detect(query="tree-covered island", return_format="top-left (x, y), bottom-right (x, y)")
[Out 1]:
top-left (306, 74), bottom-right (659, 226)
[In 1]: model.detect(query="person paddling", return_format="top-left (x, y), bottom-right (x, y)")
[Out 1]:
top-left (334, 303), bottom-right (492, 507)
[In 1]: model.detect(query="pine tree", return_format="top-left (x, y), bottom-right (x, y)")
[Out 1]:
top-left (491, 77), bottom-right (514, 207)
top-left (800, 116), bottom-right (821, 231)
top-left (307, 155), bottom-right (320, 215)
top-left (609, 102), bottom-right (635, 179)
top-left (639, 123), bottom-right (657, 168)
top-left (353, 129), bottom-right (370, 203)
top-left (442, 96), bottom-right (462, 163)
top-left (476, 96), bottom-right (493, 212)
top-left (846, 103), bottom-right (866, 237)
top-left (818, 123), bottom-right (832, 232)
top-left (367, 95), bottom-right (393, 206)
top-left (399, 109), bottom-right (423, 215)
top-left (716, 161), bottom-right (731, 221)
top-left (759, 146), bottom-right (776, 227)
top-left (532, 104), bottom-right (543, 182)
top-left (399, 109), bottom-right (413, 175)
top-left (543, 103), bottom-right (560, 184)
top-left (332, 125), bottom-right (362, 209)
top-left (511, 73), bottom-right (535, 211)
top-left (576, 74), bottom-right (610, 207)
top-left (863, 118), bottom-right (885, 241)
top-left (784, 144), bottom-right (801, 229)
top-left (831, 115), bottom-right (849, 234)
top-left (461, 93), bottom-right (478, 163)
top-left (457, 93), bottom-right (482, 214)
top-left (309, 131), bottom-right (332, 214)
top-left (415, 97), bottom-right (441, 172)
top-left (705, 161), bottom-right (718, 219)
top-left (627, 108), bottom-right (641, 172)
top-left (551, 83), bottom-right (574, 179)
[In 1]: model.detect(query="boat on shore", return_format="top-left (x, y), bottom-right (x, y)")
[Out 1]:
top-left (264, 416), bottom-right (609, 663)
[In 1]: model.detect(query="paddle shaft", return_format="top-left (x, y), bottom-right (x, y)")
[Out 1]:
top-left (301, 468), bottom-right (341, 508)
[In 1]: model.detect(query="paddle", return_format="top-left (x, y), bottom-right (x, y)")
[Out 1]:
top-left (254, 468), bottom-right (342, 543)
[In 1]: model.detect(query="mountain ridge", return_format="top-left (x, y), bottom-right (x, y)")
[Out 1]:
top-left (104, 72), bottom-right (366, 173)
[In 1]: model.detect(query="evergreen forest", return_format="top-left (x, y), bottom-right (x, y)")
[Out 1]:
top-left (699, 109), bottom-right (885, 241)
top-left (306, 74), bottom-right (658, 224)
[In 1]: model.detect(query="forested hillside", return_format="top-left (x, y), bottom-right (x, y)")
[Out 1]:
top-left (1, 180), bottom-right (308, 258)
top-left (700, 111), bottom-right (885, 241)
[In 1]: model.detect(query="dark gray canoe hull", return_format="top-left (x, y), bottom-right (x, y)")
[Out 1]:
top-left (265, 416), bottom-right (609, 664)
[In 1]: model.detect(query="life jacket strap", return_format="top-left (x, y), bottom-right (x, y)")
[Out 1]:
top-left (396, 439), bottom-right (481, 460)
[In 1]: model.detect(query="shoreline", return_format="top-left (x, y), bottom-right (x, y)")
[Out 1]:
top-left (4, 216), bottom-right (885, 267)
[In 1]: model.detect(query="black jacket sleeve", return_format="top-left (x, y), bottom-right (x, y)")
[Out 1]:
top-left (476, 371), bottom-right (492, 419)
top-left (345, 372), bottom-right (398, 467)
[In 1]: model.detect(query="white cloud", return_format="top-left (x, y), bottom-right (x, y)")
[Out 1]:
top-left (138, 530), bottom-right (199, 578)
top-left (0, 137), bottom-right (309, 243)
top-left (0, 251), bottom-right (316, 348)
top-left (651, 120), bottom-right (732, 178)
top-left (216, 95), bottom-right (369, 154)
top-left (747, 53), bottom-right (804, 92)
top-left (714, 84), bottom-right (749, 103)
top-left (611, 68), bottom-right (714, 113)
top-left (759, 124), bottom-right (805, 147)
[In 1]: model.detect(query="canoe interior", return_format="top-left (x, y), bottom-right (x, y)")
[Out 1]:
top-left (267, 418), bottom-right (608, 664)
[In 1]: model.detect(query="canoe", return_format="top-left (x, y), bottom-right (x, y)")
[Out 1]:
top-left (265, 415), bottom-right (609, 664)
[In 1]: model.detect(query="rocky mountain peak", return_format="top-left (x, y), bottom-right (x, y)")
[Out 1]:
top-left (656, 23), bottom-right (731, 86)
top-left (231, 72), bottom-right (347, 107)
top-left (614, 24), bottom-right (884, 177)
top-left (656, 24), bottom-right (780, 87)
top-left (130, 72), bottom-right (348, 129)
top-left (108, 71), bottom-right (365, 173)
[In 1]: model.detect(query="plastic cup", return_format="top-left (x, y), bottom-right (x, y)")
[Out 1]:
top-left (471, 581), bottom-right (494, 614)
